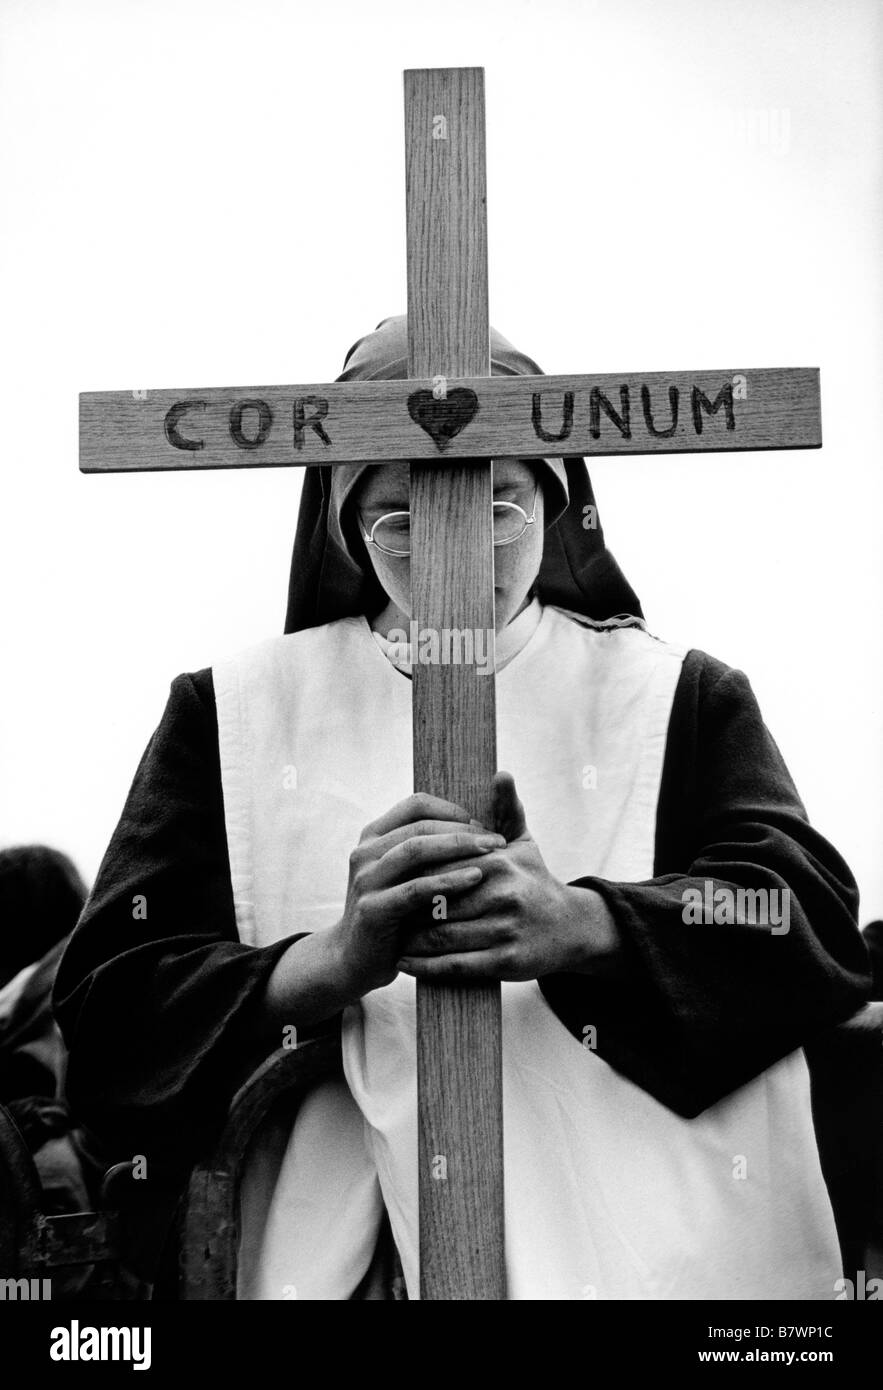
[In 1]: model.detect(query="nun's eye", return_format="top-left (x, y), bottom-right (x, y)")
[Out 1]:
top-left (369, 513), bottom-right (412, 555)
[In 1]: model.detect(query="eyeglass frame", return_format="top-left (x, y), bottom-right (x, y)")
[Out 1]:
top-left (359, 484), bottom-right (539, 558)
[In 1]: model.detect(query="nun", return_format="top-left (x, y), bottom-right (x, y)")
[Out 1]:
top-left (54, 316), bottom-right (871, 1300)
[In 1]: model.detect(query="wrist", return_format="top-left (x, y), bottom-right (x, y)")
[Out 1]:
top-left (262, 926), bottom-right (366, 1040)
top-left (323, 922), bottom-right (368, 1005)
top-left (326, 920), bottom-right (394, 1001)
top-left (560, 885), bottom-right (621, 977)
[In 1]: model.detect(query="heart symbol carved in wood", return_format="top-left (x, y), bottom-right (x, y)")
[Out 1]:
top-left (406, 388), bottom-right (479, 451)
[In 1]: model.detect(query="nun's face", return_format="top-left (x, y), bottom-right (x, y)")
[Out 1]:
top-left (355, 459), bottom-right (544, 632)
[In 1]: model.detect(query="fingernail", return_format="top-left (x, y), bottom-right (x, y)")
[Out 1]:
top-left (477, 835), bottom-right (506, 850)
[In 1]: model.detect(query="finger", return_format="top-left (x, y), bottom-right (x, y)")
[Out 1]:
top-left (493, 770), bottom-right (528, 842)
top-left (396, 950), bottom-right (513, 981)
top-left (370, 865), bottom-right (485, 921)
top-left (372, 832), bottom-right (506, 887)
top-left (396, 857), bottom-right (511, 919)
top-left (369, 821), bottom-right (503, 860)
top-left (401, 918), bottom-right (508, 957)
top-left (390, 869), bottom-right (498, 924)
top-left (364, 793), bottom-right (489, 839)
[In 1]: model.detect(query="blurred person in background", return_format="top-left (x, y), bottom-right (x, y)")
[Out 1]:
top-left (0, 845), bottom-right (98, 1220)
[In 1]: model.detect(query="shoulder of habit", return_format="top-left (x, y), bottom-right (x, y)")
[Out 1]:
top-left (52, 668), bottom-right (337, 1192)
top-left (539, 646), bottom-right (869, 1119)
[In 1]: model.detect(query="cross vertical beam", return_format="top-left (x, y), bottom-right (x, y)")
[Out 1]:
top-left (405, 67), bottom-right (505, 1300)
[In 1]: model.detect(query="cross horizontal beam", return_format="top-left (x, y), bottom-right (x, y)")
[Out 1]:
top-left (79, 367), bottom-right (821, 473)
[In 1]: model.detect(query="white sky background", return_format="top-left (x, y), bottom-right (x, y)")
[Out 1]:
top-left (1, 0), bottom-right (881, 918)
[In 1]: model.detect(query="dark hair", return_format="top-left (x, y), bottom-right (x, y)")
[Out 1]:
top-left (0, 845), bottom-right (88, 988)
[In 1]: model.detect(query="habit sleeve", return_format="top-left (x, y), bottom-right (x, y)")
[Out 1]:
top-left (540, 650), bottom-right (873, 1118)
top-left (52, 672), bottom-right (306, 1184)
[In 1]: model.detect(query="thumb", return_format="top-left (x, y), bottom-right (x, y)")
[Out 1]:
top-left (492, 770), bottom-right (529, 842)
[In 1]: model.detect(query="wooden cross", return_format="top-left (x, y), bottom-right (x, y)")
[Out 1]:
top-left (79, 66), bottom-right (822, 1301)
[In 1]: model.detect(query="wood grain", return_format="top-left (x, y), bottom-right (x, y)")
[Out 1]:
top-left (405, 66), bottom-right (505, 1301)
top-left (79, 367), bottom-right (822, 472)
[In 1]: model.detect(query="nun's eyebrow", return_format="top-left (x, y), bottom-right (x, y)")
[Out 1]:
top-left (361, 493), bottom-right (408, 513)
top-left (361, 466), bottom-right (534, 513)
top-left (364, 486), bottom-right (526, 512)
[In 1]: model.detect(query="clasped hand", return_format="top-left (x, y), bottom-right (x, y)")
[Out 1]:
top-left (334, 771), bottom-right (612, 994)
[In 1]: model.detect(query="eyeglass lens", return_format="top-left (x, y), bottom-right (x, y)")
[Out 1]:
top-left (372, 502), bottom-right (528, 554)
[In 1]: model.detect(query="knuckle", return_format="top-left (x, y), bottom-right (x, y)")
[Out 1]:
top-left (353, 894), bottom-right (375, 928)
top-left (427, 926), bottom-right (447, 953)
top-left (401, 837), bottom-right (423, 865)
top-left (351, 864), bottom-right (372, 893)
top-left (498, 944), bottom-right (519, 970)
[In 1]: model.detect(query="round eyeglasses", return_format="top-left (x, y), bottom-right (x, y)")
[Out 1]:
top-left (360, 487), bottom-right (538, 558)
